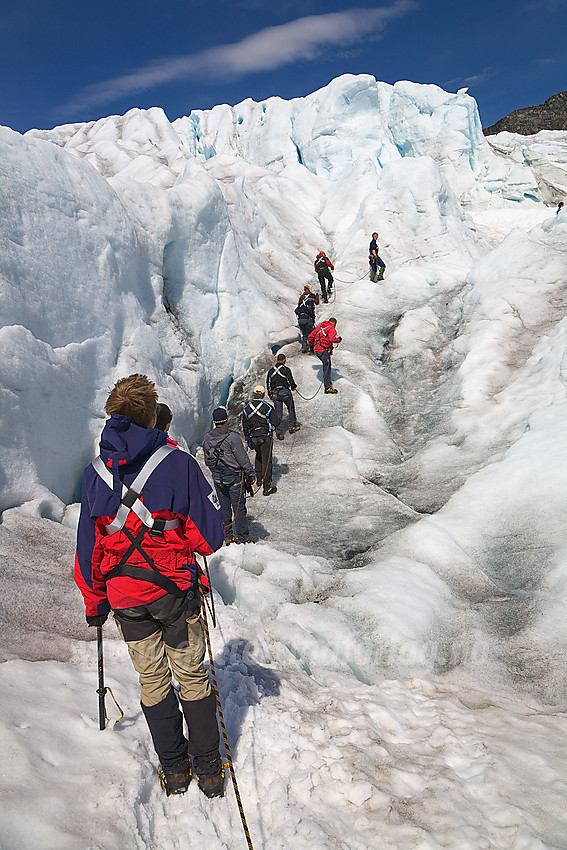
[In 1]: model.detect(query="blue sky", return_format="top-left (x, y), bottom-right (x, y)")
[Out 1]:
top-left (2, 0), bottom-right (566, 133)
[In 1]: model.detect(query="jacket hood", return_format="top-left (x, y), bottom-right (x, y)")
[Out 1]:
top-left (99, 415), bottom-right (166, 469)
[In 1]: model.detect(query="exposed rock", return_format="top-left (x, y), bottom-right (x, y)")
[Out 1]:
top-left (484, 91), bottom-right (567, 135)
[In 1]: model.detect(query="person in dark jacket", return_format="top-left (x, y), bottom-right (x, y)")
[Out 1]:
top-left (242, 386), bottom-right (279, 495)
top-left (314, 251), bottom-right (334, 303)
top-left (369, 232), bottom-right (386, 282)
top-left (202, 407), bottom-right (256, 545)
top-left (309, 318), bottom-right (342, 393)
top-left (267, 353), bottom-right (300, 440)
top-left (295, 286), bottom-right (318, 353)
top-left (74, 374), bottom-right (225, 799)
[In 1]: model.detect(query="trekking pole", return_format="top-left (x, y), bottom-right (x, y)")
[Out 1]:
top-left (97, 626), bottom-right (107, 731)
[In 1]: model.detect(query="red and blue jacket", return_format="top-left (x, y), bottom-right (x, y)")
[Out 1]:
top-left (74, 414), bottom-right (224, 617)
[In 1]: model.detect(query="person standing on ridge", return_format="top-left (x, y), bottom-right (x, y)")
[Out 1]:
top-left (267, 353), bottom-right (300, 440)
top-left (309, 317), bottom-right (342, 394)
top-left (314, 251), bottom-right (335, 303)
top-left (242, 385), bottom-right (279, 495)
top-left (295, 286), bottom-right (318, 353)
top-left (74, 374), bottom-right (225, 799)
top-left (369, 232), bottom-right (386, 282)
top-left (202, 406), bottom-right (256, 545)
top-left (557, 201), bottom-right (564, 215)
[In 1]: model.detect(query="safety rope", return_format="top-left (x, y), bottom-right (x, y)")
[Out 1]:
top-left (199, 562), bottom-right (254, 850)
top-left (333, 269), bottom-right (370, 284)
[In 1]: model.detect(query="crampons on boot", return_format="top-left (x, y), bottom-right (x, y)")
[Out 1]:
top-left (194, 751), bottom-right (225, 799)
top-left (160, 763), bottom-right (192, 796)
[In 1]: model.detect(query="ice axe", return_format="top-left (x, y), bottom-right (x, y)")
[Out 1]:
top-left (96, 625), bottom-right (123, 730)
top-left (96, 626), bottom-right (107, 730)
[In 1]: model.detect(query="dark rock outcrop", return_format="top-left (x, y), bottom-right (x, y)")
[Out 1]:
top-left (484, 91), bottom-right (567, 136)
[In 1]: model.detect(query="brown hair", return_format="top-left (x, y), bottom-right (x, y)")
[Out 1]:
top-left (105, 374), bottom-right (158, 428)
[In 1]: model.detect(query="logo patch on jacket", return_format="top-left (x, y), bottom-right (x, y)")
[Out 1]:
top-left (208, 490), bottom-right (221, 511)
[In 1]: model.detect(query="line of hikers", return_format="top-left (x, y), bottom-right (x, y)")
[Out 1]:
top-left (73, 234), bottom-right (382, 801)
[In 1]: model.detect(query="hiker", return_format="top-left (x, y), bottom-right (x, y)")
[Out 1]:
top-left (74, 374), bottom-right (225, 799)
top-left (242, 385), bottom-right (279, 496)
top-left (267, 353), bottom-right (300, 441)
top-left (369, 232), bottom-right (386, 282)
top-left (557, 201), bottom-right (565, 215)
top-left (314, 251), bottom-right (334, 303)
top-left (155, 403), bottom-right (172, 432)
top-left (202, 406), bottom-right (256, 545)
top-left (295, 286), bottom-right (318, 353)
top-left (155, 402), bottom-right (179, 447)
top-left (309, 318), bottom-right (342, 394)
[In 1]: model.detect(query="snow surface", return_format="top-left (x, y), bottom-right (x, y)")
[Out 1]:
top-left (1, 74), bottom-right (567, 848)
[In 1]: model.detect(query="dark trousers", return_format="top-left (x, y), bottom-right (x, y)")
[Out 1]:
top-left (250, 434), bottom-right (273, 492)
top-left (213, 473), bottom-right (249, 542)
top-left (272, 388), bottom-right (297, 435)
top-left (317, 269), bottom-right (333, 302)
top-left (299, 319), bottom-right (314, 352)
top-left (113, 594), bottom-right (219, 771)
top-left (316, 349), bottom-right (333, 390)
top-left (370, 256), bottom-right (385, 281)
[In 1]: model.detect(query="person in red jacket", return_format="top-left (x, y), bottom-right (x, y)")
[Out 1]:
top-left (309, 318), bottom-right (342, 394)
top-left (74, 374), bottom-right (225, 799)
top-left (314, 251), bottom-right (335, 303)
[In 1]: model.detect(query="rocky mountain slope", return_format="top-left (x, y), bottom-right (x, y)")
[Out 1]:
top-left (484, 91), bottom-right (567, 135)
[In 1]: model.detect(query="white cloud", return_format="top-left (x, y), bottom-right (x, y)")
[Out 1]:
top-left (59, 2), bottom-right (417, 114)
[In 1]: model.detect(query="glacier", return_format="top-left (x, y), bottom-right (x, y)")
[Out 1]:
top-left (1, 73), bottom-right (567, 849)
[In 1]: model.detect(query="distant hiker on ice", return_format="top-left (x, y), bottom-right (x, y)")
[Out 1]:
top-left (202, 406), bottom-right (256, 545)
top-left (267, 353), bottom-right (300, 440)
top-left (295, 286), bottom-right (318, 353)
top-left (369, 232), bottom-right (385, 282)
top-left (314, 251), bottom-right (334, 303)
top-left (242, 385), bottom-right (279, 496)
top-left (557, 201), bottom-right (565, 215)
top-left (74, 374), bottom-right (226, 799)
top-left (309, 318), bottom-right (342, 394)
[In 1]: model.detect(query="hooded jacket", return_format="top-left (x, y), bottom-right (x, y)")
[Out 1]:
top-left (74, 415), bottom-right (224, 616)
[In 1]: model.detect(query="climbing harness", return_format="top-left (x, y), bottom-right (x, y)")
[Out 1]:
top-left (92, 446), bottom-right (187, 597)
top-left (198, 558), bottom-right (255, 850)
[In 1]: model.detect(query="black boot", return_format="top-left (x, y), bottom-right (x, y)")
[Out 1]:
top-left (193, 749), bottom-right (225, 798)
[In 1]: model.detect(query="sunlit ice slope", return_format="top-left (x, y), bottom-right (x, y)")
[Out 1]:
top-left (2, 72), bottom-right (563, 515)
top-left (1, 73), bottom-right (567, 850)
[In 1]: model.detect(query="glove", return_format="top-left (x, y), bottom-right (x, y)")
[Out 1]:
top-left (86, 614), bottom-right (108, 627)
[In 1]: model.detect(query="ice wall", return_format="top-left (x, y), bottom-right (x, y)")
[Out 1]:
top-left (3, 74), bottom-right (567, 515)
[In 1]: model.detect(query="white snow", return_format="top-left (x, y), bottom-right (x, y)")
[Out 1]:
top-left (1, 73), bottom-right (567, 848)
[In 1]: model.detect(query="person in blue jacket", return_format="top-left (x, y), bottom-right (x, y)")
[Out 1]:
top-left (74, 374), bottom-right (225, 799)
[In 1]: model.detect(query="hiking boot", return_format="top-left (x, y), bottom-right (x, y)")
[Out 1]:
top-left (325, 387), bottom-right (338, 394)
top-left (160, 764), bottom-right (192, 796)
top-left (263, 486), bottom-right (277, 496)
top-left (194, 751), bottom-right (225, 799)
top-left (236, 538), bottom-right (255, 544)
top-left (197, 769), bottom-right (225, 799)
top-left (277, 434), bottom-right (285, 441)
top-left (289, 425), bottom-right (300, 433)
top-left (224, 537), bottom-right (235, 546)
top-left (301, 348), bottom-right (308, 354)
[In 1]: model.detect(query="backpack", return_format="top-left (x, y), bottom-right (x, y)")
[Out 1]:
top-left (315, 256), bottom-right (328, 273)
top-left (203, 432), bottom-right (232, 472)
